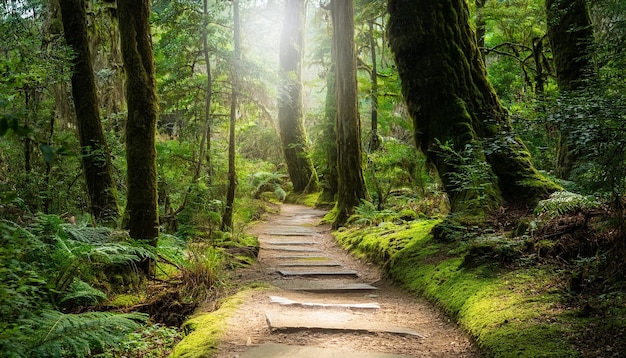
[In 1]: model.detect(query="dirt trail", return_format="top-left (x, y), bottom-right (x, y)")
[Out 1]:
top-left (213, 204), bottom-right (481, 357)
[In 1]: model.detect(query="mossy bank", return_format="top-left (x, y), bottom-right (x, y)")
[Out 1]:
top-left (334, 220), bottom-right (626, 357)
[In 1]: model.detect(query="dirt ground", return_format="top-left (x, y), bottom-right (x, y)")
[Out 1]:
top-left (212, 204), bottom-right (481, 357)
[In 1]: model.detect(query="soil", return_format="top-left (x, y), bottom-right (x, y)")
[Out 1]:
top-left (211, 204), bottom-right (482, 357)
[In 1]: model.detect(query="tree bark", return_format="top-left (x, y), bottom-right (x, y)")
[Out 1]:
top-left (118, 0), bottom-right (159, 273)
top-left (331, 0), bottom-right (368, 228)
top-left (316, 62), bottom-right (339, 207)
top-left (277, 0), bottom-right (319, 195)
top-left (201, 0), bottom-right (213, 179)
top-left (388, 0), bottom-right (558, 216)
top-left (546, 0), bottom-right (595, 178)
top-left (367, 20), bottom-right (380, 152)
top-left (221, 0), bottom-right (241, 232)
top-left (59, 0), bottom-right (120, 225)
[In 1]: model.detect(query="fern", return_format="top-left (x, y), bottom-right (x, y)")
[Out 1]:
top-left (534, 191), bottom-right (600, 218)
top-left (26, 310), bottom-right (148, 357)
top-left (59, 279), bottom-right (107, 307)
top-left (349, 200), bottom-right (396, 226)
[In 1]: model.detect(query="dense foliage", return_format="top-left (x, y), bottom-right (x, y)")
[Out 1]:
top-left (1, 0), bottom-right (626, 356)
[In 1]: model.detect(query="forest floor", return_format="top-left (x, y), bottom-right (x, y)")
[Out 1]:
top-left (209, 204), bottom-right (481, 357)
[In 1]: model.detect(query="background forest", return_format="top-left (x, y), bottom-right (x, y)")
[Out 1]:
top-left (1, 0), bottom-right (625, 356)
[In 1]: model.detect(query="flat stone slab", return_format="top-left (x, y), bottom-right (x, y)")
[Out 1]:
top-left (265, 310), bottom-right (424, 337)
top-left (278, 269), bottom-right (359, 277)
top-left (277, 261), bottom-right (342, 267)
top-left (262, 226), bottom-right (318, 236)
top-left (262, 240), bottom-right (318, 246)
top-left (263, 246), bottom-right (322, 252)
top-left (273, 256), bottom-right (332, 260)
top-left (269, 295), bottom-right (379, 310)
top-left (240, 343), bottom-right (412, 358)
top-left (272, 279), bottom-right (378, 292)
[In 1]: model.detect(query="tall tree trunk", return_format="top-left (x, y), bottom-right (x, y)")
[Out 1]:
top-left (59, 0), bottom-right (120, 225)
top-left (388, 0), bottom-right (558, 217)
top-left (118, 0), bottom-right (159, 274)
top-left (367, 19), bottom-right (380, 152)
top-left (316, 62), bottom-right (339, 207)
top-left (221, 0), bottom-right (240, 232)
top-left (331, 0), bottom-right (368, 228)
top-left (277, 0), bottom-right (319, 195)
top-left (201, 0), bottom-right (213, 179)
top-left (546, 0), bottom-right (595, 178)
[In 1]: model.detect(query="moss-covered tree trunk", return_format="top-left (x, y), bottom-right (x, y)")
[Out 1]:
top-left (388, 0), bottom-right (558, 216)
top-left (546, 0), bottom-right (595, 178)
top-left (118, 0), bottom-right (159, 273)
top-left (278, 0), bottom-right (319, 196)
top-left (60, 0), bottom-right (119, 225)
top-left (221, 0), bottom-right (240, 232)
top-left (332, 0), bottom-right (368, 228)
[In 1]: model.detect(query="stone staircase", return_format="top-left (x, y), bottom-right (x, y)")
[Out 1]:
top-left (238, 206), bottom-right (421, 357)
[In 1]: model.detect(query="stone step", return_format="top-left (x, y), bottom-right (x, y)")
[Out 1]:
top-left (263, 246), bottom-right (322, 252)
top-left (272, 256), bottom-right (332, 260)
top-left (240, 343), bottom-right (413, 358)
top-left (265, 310), bottom-right (424, 337)
top-left (262, 226), bottom-right (318, 236)
top-left (277, 269), bottom-right (359, 277)
top-left (272, 279), bottom-right (378, 293)
top-left (269, 295), bottom-right (379, 310)
top-left (277, 261), bottom-right (342, 267)
top-left (261, 240), bottom-right (318, 246)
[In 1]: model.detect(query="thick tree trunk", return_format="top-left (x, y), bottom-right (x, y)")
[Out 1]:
top-left (60, 0), bottom-right (120, 225)
top-left (388, 0), bottom-right (558, 216)
top-left (221, 0), bottom-right (241, 232)
top-left (546, 0), bottom-right (595, 178)
top-left (118, 0), bottom-right (159, 273)
top-left (331, 0), bottom-right (368, 228)
top-left (277, 0), bottom-right (319, 195)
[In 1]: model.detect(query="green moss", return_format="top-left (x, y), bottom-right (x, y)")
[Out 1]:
top-left (107, 293), bottom-right (144, 308)
top-left (337, 218), bottom-right (584, 357)
top-left (334, 220), bottom-right (440, 265)
top-left (170, 287), bottom-right (267, 358)
top-left (156, 262), bottom-right (180, 280)
top-left (321, 205), bottom-right (339, 224)
top-left (389, 236), bottom-right (579, 357)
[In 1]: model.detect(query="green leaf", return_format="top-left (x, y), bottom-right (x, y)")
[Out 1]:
top-left (40, 144), bottom-right (56, 164)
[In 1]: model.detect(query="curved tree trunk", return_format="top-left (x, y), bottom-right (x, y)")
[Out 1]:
top-left (278, 0), bottom-right (319, 195)
top-left (118, 0), bottom-right (159, 274)
top-left (60, 0), bottom-right (120, 225)
top-left (388, 0), bottom-right (558, 216)
top-left (546, 0), bottom-right (595, 178)
top-left (332, 0), bottom-right (368, 228)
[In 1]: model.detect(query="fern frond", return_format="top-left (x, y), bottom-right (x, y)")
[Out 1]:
top-left (59, 279), bottom-right (107, 307)
top-left (27, 310), bottom-right (147, 357)
top-left (534, 191), bottom-right (600, 217)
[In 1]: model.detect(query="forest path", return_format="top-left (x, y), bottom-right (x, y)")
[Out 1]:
top-left (213, 204), bottom-right (480, 357)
